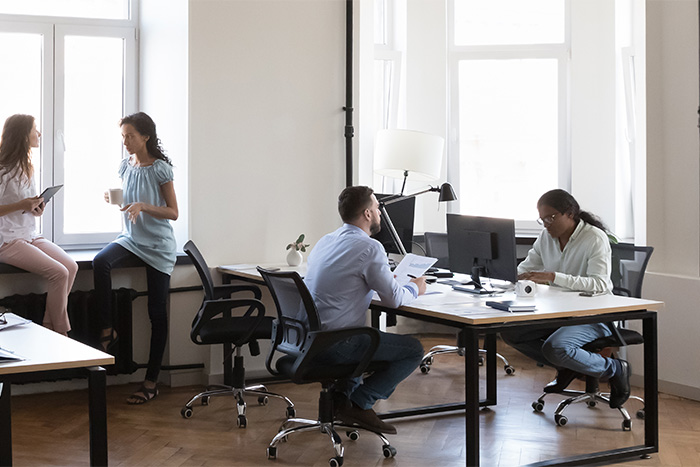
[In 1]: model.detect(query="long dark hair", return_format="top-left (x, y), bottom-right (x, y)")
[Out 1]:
top-left (120, 112), bottom-right (172, 165)
top-left (0, 114), bottom-right (35, 181)
top-left (538, 189), bottom-right (607, 232)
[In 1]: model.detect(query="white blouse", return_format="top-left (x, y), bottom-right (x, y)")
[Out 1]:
top-left (0, 168), bottom-right (38, 245)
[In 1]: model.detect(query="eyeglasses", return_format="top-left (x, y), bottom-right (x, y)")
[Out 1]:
top-left (537, 213), bottom-right (559, 226)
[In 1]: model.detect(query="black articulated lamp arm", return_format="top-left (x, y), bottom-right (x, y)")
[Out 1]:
top-left (378, 201), bottom-right (408, 256)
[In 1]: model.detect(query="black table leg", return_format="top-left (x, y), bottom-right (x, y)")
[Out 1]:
top-left (87, 367), bottom-right (108, 467)
top-left (643, 313), bottom-right (659, 453)
top-left (464, 326), bottom-right (480, 467)
top-left (0, 381), bottom-right (12, 466)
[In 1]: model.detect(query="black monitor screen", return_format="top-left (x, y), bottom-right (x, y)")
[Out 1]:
top-left (371, 194), bottom-right (415, 254)
top-left (447, 213), bottom-right (517, 283)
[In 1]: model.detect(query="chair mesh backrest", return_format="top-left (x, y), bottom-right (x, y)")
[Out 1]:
top-left (258, 268), bottom-right (322, 355)
top-left (184, 240), bottom-right (216, 300)
top-left (610, 243), bottom-right (654, 298)
top-left (424, 232), bottom-right (449, 268)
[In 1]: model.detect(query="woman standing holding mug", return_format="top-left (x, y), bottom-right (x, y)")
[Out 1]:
top-left (93, 112), bottom-right (178, 405)
top-left (0, 114), bottom-right (78, 336)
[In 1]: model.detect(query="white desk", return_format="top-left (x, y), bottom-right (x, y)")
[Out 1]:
top-left (0, 315), bottom-right (114, 466)
top-left (219, 265), bottom-right (664, 466)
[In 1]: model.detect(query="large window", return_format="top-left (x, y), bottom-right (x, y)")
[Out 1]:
top-left (0, 4), bottom-right (137, 247)
top-left (449, 0), bottom-right (568, 227)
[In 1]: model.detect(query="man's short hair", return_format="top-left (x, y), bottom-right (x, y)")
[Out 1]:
top-left (338, 186), bottom-right (375, 223)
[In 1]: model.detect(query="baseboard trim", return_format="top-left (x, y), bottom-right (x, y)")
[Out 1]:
top-left (630, 374), bottom-right (700, 402)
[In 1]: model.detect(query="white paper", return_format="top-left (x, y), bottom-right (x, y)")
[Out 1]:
top-left (393, 253), bottom-right (438, 286)
top-left (0, 314), bottom-right (31, 331)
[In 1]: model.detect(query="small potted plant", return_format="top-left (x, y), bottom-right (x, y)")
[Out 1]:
top-left (286, 234), bottom-right (310, 266)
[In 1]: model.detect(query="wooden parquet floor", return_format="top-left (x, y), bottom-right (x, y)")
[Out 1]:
top-left (7, 335), bottom-right (700, 466)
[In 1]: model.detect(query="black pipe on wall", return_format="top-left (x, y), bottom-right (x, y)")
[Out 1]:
top-left (344, 0), bottom-right (354, 187)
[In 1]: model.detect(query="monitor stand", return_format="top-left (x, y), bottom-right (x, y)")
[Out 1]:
top-left (453, 266), bottom-right (494, 294)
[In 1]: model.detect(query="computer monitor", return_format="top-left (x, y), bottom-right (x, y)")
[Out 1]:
top-left (447, 213), bottom-right (518, 285)
top-left (371, 193), bottom-right (415, 254)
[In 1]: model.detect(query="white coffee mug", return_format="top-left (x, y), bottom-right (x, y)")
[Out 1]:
top-left (108, 188), bottom-right (123, 205)
top-left (515, 280), bottom-right (537, 298)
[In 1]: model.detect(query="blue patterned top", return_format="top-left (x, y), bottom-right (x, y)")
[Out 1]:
top-left (113, 157), bottom-right (176, 275)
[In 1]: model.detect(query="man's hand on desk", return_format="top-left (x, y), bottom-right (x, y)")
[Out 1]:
top-left (518, 271), bottom-right (555, 285)
top-left (410, 276), bottom-right (427, 295)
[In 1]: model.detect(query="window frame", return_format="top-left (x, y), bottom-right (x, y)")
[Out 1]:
top-left (0, 6), bottom-right (138, 248)
top-left (446, 0), bottom-right (571, 234)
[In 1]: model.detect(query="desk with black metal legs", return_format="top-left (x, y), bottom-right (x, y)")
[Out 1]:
top-left (370, 282), bottom-right (662, 467)
top-left (0, 315), bottom-right (114, 466)
top-left (218, 264), bottom-right (663, 467)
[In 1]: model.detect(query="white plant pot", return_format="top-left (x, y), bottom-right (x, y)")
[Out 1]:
top-left (286, 249), bottom-right (303, 266)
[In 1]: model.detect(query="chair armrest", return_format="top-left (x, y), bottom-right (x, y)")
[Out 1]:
top-left (212, 284), bottom-right (262, 300)
top-left (191, 298), bottom-right (266, 345)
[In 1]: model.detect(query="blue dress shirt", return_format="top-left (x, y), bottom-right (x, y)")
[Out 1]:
top-left (304, 223), bottom-right (419, 331)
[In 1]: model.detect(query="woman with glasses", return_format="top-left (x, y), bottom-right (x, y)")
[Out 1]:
top-left (501, 189), bottom-right (631, 409)
top-left (0, 114), bottom-right (78, 336)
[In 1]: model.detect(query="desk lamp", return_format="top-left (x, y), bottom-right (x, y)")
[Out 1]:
top-left (374, 129), bottom-right (457, 255)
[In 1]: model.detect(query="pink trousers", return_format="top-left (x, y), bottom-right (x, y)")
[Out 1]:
top-left (0, 237), bottom-right (78, 333)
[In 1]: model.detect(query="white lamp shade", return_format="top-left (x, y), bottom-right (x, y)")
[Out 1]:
top-left (374, 129), bottom-right (445, 182)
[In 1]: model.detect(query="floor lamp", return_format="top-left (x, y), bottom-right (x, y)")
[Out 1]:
top-left (374, 129), bottom-right (457, 255)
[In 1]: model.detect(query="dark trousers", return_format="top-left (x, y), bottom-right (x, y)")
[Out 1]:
top-left (93, 243), bottom-right (169, 382)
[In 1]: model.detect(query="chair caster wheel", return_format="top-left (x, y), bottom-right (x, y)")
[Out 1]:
top-left (181, 406), bottom-right (193, 419)
top-left (346, 430), bottom-right (360, 441)
top-left (636, 408), bottom-right (645, 420)
top-left (329, 456), bottom-right (343, 467)
top-left (286, 406), bottom-right (296, 418)
top-left (382, 445), bottom-right (397, 458)
top-left (532, 401), bottom-right (544, 412)
top-left (587, 401), bottom-right (597, 408)
top-left (478, 355), bottom-right (484, 366)
top-left (622, 419), bottom-right (632, 431)
top-left (201, 396), bottom-right (210, 406)
top-left (504, 365), bottom-right (515, 375)
top-left (424, 356), bottom-right (434, 365)
top-left (266, 446), bottom-right (276, 459)
top-left (237, 415), bottom-right (247, 428)
top-left (258, 396), bottom-right (269, 406)
top-left (420, 365), bottom-right (430, 374)
top-left (555, 414), bottom-right (568, 427)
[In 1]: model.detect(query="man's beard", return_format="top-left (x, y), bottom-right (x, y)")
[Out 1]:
top-left (369, 218), bottom-right (382, 236)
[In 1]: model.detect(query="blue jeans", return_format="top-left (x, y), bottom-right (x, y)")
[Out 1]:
top-left (502, 323), bottom-right (614, 379)
top-left (318, 331), bottom-right (424, 410)
top-left (93, 243), bottom-right (170, 382)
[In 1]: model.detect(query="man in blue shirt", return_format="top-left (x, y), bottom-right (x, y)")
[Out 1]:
top-left (304, 186), bottom-right (427, 434)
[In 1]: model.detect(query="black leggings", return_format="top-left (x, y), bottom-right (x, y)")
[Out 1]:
top-left (93, 243), bottom-right (169, 382)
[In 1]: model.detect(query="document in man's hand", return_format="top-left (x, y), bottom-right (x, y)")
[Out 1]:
top-left (485, 300), bottom-right (536, 312)
top-left (393, 253), bottom-right (438, 286)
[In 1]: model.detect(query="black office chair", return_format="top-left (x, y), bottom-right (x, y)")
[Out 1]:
top-left (532, 243), bottom-right (653, 430)
top-left (258, 267), bottom-right (397, 467)
top-left (180, 241), bottom-right (295, 427)
top-left (419, 232), bottom-right (515, 375)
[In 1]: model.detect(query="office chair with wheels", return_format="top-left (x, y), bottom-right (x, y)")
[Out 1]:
top-left (258, 267), bottom-right (397, 467)
top-left (419, 232), bottom-right (515, 376)
top-left (180, 241), bottom-right (295, 427)
top-left (532, 243), bottom-right (653, 430)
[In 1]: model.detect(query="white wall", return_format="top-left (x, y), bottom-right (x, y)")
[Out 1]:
top-left (188, 0), bottom-right (347, 269)
top-left (643, 0), bottom-right (700, 400)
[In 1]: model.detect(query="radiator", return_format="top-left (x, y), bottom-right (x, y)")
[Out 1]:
top-left (0, 288), bottom-right (138, 375)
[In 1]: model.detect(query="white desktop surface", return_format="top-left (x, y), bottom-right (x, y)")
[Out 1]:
top-left (0, 314), bottom-right (113, 375)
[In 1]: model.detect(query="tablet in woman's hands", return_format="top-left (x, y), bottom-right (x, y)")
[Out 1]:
top-left (39, 184), bottom-right (63, 205)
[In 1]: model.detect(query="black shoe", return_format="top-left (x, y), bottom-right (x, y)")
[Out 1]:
top-left (608, 359), bottom-right (631, 408)
top-left (336, 402), bottom-right (397, 435)
top-left (543, 368), bottom-right (580, 393)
